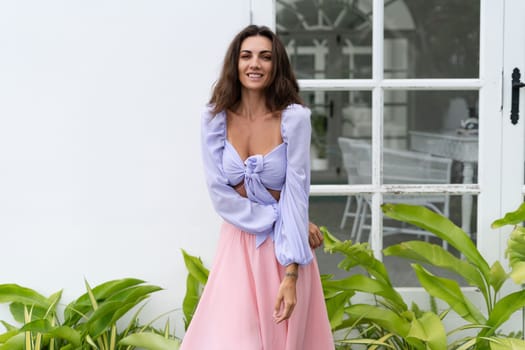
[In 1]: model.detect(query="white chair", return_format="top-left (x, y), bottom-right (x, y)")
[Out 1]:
top-left (338, 137), bottom-right (453, 245)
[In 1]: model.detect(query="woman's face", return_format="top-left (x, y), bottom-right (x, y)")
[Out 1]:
top-left (238, 35), bottom-right (273, 93)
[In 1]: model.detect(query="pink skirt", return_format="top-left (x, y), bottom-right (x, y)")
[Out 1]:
top-left (180, 221), bottom-right (334, 350)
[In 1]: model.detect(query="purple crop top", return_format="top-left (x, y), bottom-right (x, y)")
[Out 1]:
top-left (201, 104), bottom-right (313, 266)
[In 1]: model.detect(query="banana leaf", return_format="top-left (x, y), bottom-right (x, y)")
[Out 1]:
top-left (322, 228), bottom-right (392, 287)
top-left (322, 274), bottom-right (406, 312)
top-left (384, 241), bottom-right (486, 290)
top-left (491, 202), bottom-right (525, 228)
top-left (406, 312), bottom-right (447, 350)
top-left (412, 264), bottom-right (486, 325)
top-left (382, 203), bottom-right (491, 278)
top-left (479, 289), bottom-right (525, 337)
top-left (345, 304), bottom-right (411, 337)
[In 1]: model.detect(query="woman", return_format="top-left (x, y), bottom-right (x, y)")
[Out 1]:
top-left (181, 25), bottom-right (334, 350)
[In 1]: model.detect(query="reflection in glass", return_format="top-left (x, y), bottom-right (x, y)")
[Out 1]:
top-left (302, 90), bottom-right (371, 181)
top-left (277, 0), bottom-right (373, 79)
top-left (310, 195), bottom-right (476, 287)
top-left (385, 0), bottom-right (480, 79)
top-left (277, 1), bottom-right (480, 80)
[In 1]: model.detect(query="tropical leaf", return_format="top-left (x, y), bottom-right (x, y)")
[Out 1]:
top-left (505, 226), bottom-right (525, 283)
top-left (0, 332), bottom-right (24, 350)
top-left (322, 228), bottom-right (392, 287)
top-left (382, 203), bottom-right (491, 278)
top-left (480, 289), bottom-right (525, 337)
top-left (21, 320), bottom-right (81, 347)
top-left (345, 304), bottom-right (411, 337)
top-left (181, 250), bottom-right (209, 330)
top-left (487, 336), bottom-right (525, 350)
top-left (182, 273), bottom-right (200, 330)
top-left (324, 291), bottom-right (350, 330)
top-left (384, 240), bottom-right (486, 291)
top-left (406, 312), bottom-right (447, 350)
top-left (181, 249), bottom-right (209, 285)
top-left (119, 332), bottom-right (180, 350)
top-left (412, 264), bottom-right (486, 325)
top-left (322, 274), bottom-right (406, 312)
top-left (63, 278), bottom-right (145, 325)
top-left (489, 261), bottom-right (507, 294)
top-left (491, 202), bottom-right (525, 228)
top-left (0, 285), bottom-right (50, 309)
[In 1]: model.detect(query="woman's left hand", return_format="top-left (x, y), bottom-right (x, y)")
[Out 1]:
top-left (308, 221), bottom-right (323, 249)
top-left (273, 265), bottom-right (298, 324)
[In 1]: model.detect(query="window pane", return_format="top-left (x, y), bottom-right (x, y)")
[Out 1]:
top-left (381, 90), bottom-right (479, 185)
top-left (302, 90), bottom-right (372, 184)
top-left (312, 195), bottom-right (476, 287)
top-left (276, 0), bottom-right (373, 79)
top-left (384, 0), bottom-right (480, 79)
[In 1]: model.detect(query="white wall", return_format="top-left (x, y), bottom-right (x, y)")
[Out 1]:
top-left (0, 0), bottom-right (251, 337)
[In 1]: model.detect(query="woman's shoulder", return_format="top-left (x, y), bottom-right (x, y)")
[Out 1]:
top-left (281, 104), bottom-right (311, 140)
top-left (282, 104), bottom-right (311, 128)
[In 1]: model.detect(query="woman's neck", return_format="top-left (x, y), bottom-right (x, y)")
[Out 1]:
top-left (235, 90), bottom-right (270, 120)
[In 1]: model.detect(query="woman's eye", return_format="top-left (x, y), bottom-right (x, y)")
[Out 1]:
top-left (262, 56), bottom-right (272, 61)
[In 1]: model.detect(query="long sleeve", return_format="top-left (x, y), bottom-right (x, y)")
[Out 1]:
top-left (273, 105), bottom-right (314, 266)
top-left (201, 106), bottom-right (278, 235)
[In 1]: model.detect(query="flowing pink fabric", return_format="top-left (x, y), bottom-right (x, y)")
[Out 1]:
top-left (180, 222), bottom-right (334, 350)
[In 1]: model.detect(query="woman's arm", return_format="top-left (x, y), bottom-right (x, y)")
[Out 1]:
top-left (201, 108), bottom-right (278, 235)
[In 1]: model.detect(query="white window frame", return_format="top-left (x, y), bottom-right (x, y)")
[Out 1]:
top-left (254, 0), bottom-right (505, 264)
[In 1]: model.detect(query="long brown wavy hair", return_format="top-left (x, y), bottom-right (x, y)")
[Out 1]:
top-left (209, 25), bottom-right (303, 114)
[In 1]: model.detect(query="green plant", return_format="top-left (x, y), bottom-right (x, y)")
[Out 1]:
top-left (381, 203), bottom-right (525, 349)
top-left (0, 278), bottom-right (180, 350)
top-left (321, 201), bottom-right (525, 349)
top-left (311, 111), bottom-right (328, 158)
top-left (181, 249), bottom-right (209, 330)
top-left (322, 228), bottom-right (447, 349)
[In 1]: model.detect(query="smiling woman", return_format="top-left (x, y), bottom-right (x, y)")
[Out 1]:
top-left (179, 24), bottom-right (334, 350)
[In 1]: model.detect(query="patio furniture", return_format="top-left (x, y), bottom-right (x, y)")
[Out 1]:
top-left (338, 137), bottom-right (453, 244)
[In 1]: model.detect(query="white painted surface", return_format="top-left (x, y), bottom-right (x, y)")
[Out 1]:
top-left (0, 0), bottom-right (252, 337)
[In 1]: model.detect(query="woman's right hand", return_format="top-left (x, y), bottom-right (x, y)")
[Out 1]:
top-left (233, 182), bottom-right (247, 198)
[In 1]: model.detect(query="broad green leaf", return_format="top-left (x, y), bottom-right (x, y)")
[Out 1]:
top-left (182, 274), bottom-right (201, 330)
top-left (509, 262), bottom-right (525, 284)
top-left (322, 274), bottom-right (406, 312)
top-left (406, 312), bottom-right (447, 350)
top-left (413, 264), bottom-right (486, 325)
top-left (87, 284), bottom-right (160, 338)
top-left (345, 304), bottom-right (411, 337)
top-left (322, 228), bottom-right (392, 287)
top-left (0, 332), bottom-right (24, 350)
top-left (0, 330), bottom-right (19, 343)
top-left (384, 240), bottom-right (486, 290)
top-left (325, 292), bottom-right (349, 330)
top-left (181, 250), bottom-right (209, 285)
top-left (489, 261), bottom-right (507, 293)
top-left (480, 290), bottom-right (525, 337)
top-left (491, 202), bottom-right (525, 228)
top-left (0, 285), bottom-right (50, 309)
top-left (506, 226), bottom-right (525, 283)
top-left (20, 320), bottom-right (81, 347)
top-left (488, 337), bottom-right (525, 350)
top-left (119, 333), bottom-right (180, 350)
top-left (382, 203), bottom-right (490, 277)
top-left (85, 284), bottom-right (161, 337)
top-left (64, 278), bottom-right (145, 325)
top-left (9, 303), bottom-right (47, 324)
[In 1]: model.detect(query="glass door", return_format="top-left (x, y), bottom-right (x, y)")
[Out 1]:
top-left (252, 0), bottom-right (522, 327)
